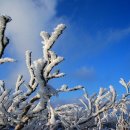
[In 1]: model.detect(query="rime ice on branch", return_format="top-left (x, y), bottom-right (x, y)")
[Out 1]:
top-left (0, 15), bottom-right (15, 64)
top-left (0, 15), bottom-right (83, 130)
top-left (32, 24), bottom-right (84, 113)
top-left (0, 15), bottom-right (130, 130)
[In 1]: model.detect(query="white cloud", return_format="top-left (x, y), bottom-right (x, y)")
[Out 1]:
top-left (0, 0), bottom-right (60, 87)
top-left (105, 27), bottom-right (130, 43)
top-left (82, 27), bottom-right (130, 54)
top-left (74, 66), bottom-right (96, 81)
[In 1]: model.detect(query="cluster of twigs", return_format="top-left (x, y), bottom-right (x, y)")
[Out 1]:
top-left (0, 15), bottom-right (130, 130)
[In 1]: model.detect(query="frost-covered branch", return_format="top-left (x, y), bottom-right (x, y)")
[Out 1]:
top-left (40, 24), bottom-right (66, 61)
top-left (0, 15), bottom-right (130, 130)
top-left (15, 75), bottom-right (24, 91)
top-left (120, 78), bottom-right (130, 94)
top-left (31, 24), bottom-right (83, 115)
top-left (0, 15), bottom-right (15, 63)
top-left (57, 85), bottom-right (84, 93)
top-left (0, 57), bottom-right (15, 64)
top-left (25, 50), bottom-right (38, 96)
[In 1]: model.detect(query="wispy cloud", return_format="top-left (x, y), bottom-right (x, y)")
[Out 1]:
top-left (68, 27), bottom-right (130, 81)
top-left (72, 66), bottom-right (96, 82)
top-left (62, 25), bottom-right (130, 60)
top-left (81, 27), bottom-right (130, 55)
top-left (105, 27), bottom-right (130, 42)
top-left (0, 0), bottom-right (60, 87)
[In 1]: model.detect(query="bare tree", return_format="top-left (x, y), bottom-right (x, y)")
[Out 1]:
top-left (0, 15), bottom-right (83, 130)
top-left (0, 15), bottom-right (130, 130)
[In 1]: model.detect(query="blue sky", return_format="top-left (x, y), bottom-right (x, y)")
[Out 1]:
top-left (0, 0), bottom-right (130, 103)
